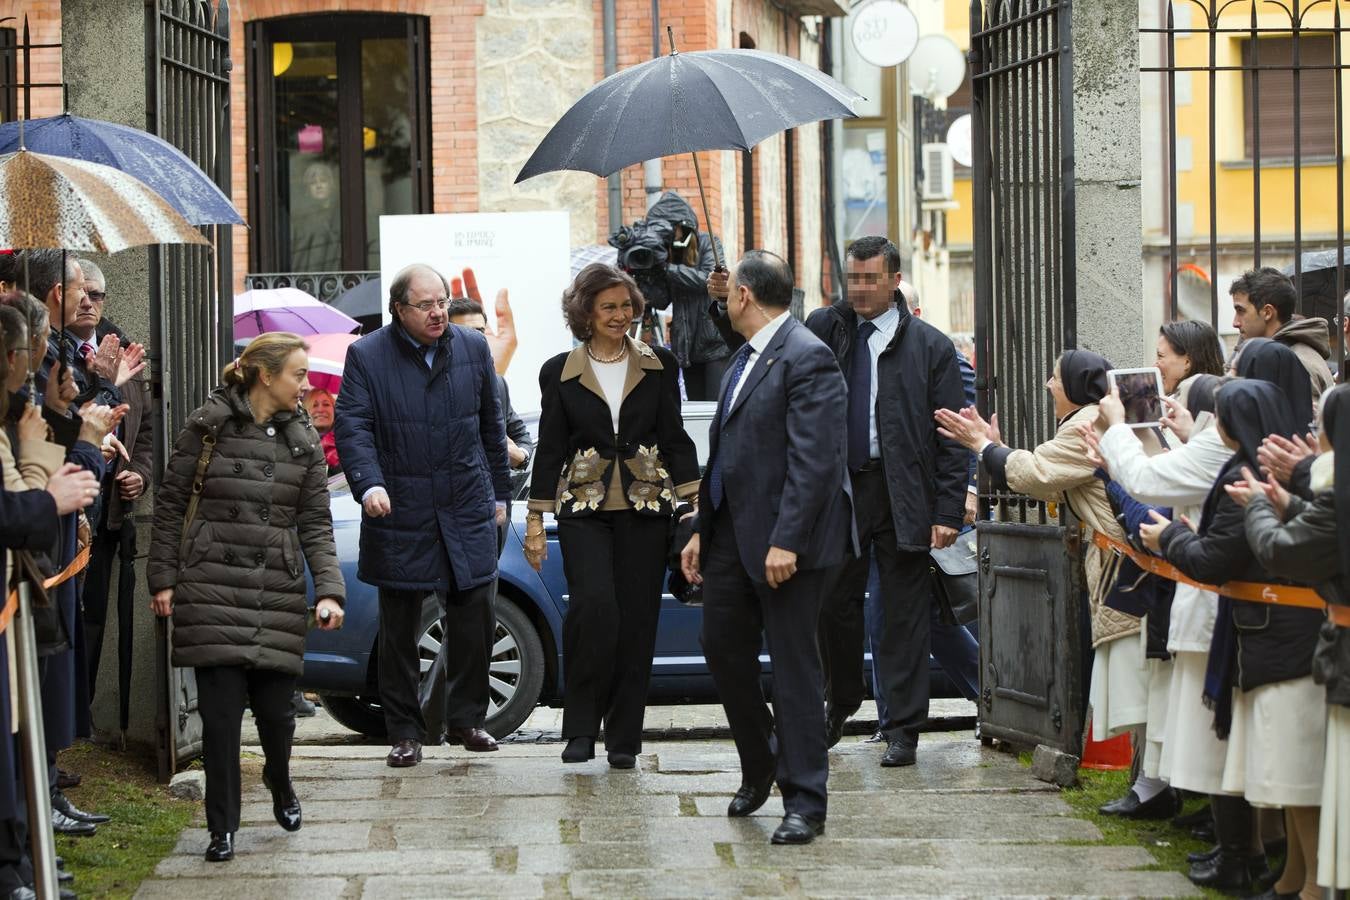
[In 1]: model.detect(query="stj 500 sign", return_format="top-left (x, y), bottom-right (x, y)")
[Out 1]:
top-left (850, 0), bottom-right (920, 69)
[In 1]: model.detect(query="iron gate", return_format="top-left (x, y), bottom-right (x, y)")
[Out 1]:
top-left (145, 0), bottom-right (233, 779)
top-left (969, 0), bottom-right (1088, 755)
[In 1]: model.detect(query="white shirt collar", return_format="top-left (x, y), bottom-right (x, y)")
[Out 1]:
top-left (861, 304), bottom-right (900, 339)
top-left (748, 309), bottom-right (792, 356)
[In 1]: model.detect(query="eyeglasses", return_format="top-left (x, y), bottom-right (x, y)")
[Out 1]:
top-left (87, 291), bottom-right (107, 303)
top-left (401, 298), bottom-right (450, 313)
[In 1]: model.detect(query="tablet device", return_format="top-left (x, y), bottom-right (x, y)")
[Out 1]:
top-left (1107, 367), bottom-right (1165, 428)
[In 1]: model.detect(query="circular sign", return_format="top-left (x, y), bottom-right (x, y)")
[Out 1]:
top-left (946, 113), bottom-right (973, 167)
top-left (850, 0), bottom-right (920, 69)
top-left (908, 34), bottom-right (967, 100)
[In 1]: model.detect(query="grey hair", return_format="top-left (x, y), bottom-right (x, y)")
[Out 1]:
top-left (75, 258), bottom-right (105, 287)
top-left (387, 263), bottom-right (450, 317)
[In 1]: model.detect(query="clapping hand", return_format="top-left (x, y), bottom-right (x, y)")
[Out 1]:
top-left (1257, 433), bottom-right (1318, 485)
top-left (1227, 465), bottom-right (1291, 518)
top-left (1077, 422), bottom-right (1108, 472)
top-left (44, 365), bottom-right (78, 414)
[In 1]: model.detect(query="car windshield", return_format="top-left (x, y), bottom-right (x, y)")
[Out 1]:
top-left (323, 401), bottom-right (717, 501)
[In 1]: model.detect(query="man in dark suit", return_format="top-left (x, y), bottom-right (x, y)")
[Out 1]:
top-left (681, 250), bottom-right (854, 846)
top-left (805, 237), bottom-right (968, 769)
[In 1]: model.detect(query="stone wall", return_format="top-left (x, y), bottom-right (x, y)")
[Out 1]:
top-left (476, 0), bottom-right (598, 248)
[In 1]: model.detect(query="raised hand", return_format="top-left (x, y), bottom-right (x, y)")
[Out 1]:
top-left (454, 268), bottom-right (517, 374)
top-left (115, 342), bottom-right (147, 387)
top-left (1160, 396), bottom-right (1195, 443)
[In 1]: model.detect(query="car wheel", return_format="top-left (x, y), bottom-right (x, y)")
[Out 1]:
top-left (416, 598), bottom-right (545, 741)
top-left (317, 692), bottom-right (388, 738)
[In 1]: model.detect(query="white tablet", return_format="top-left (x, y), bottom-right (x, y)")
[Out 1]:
top-left (1107, 367), bottom-right (1165, 429)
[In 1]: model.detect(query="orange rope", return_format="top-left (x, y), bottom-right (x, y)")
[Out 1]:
top-left (1, 544), bottom-right (92, 634)
top-left (1092, 531), bottom-right (1350, 628)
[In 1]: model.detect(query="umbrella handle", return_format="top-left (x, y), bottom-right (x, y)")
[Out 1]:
top-left (689, 151), bottom-right (724, 271)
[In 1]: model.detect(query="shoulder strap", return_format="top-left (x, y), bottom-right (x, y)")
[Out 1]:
top-left (179, 430), bottom-right (217, 556)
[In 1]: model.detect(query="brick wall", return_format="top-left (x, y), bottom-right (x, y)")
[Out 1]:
top-left (0, 1), bottom-right (66, 120)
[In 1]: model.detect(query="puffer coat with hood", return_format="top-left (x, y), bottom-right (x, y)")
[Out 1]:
top-left (148, 385), bottom-right (345, 676)
top-left (1273, 316), bottom-right (1336, 401)
top-left (635, 191), bottom-right (729, 368)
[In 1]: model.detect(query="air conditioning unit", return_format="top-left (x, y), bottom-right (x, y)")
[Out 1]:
top-left (922, 142), bottom-right (954, 202)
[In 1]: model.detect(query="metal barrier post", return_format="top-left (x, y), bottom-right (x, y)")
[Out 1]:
top-left (13, 581), bottom-right (57, 900)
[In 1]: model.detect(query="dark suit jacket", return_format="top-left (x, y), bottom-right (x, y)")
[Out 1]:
top-left (529, 338), bottom-right (699, 518)
top-left (697, 315), bottom-right (856, 580)
top-left (496, 374), bottom-right (533, 467)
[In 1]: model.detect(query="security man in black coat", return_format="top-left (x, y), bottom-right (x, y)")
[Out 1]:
top-left (805, 236), bottom-right (968, 768)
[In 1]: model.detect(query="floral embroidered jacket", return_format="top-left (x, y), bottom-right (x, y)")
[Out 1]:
top-left (528, 338), bottom-right (700, 518)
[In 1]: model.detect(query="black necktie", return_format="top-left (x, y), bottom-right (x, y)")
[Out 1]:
top-left (847, 320), bottom-right (877, 472)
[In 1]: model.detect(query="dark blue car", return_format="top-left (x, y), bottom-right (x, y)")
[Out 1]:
top-left (300, 402), bottom-right (955, 739)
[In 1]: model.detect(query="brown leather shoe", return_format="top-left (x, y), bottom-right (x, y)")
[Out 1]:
top-left (446, 727), bottom-right (498, 752)
top-left (385, 738), bottom-right (422, 768)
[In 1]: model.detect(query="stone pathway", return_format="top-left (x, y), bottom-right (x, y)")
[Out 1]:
top-left (134, 704), bottom-right (1196, 899)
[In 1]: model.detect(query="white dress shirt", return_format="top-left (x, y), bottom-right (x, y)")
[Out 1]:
top-left (729, 310), bottom-right (792, 410)
top-left (859, 305), bottom-right (900, 459)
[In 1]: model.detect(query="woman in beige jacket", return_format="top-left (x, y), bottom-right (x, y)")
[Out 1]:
top-left (936, 351), bottom-right (1145, 751)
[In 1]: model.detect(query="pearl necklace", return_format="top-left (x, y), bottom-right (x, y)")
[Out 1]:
top-left (586, 341), bottom-right (628, 364)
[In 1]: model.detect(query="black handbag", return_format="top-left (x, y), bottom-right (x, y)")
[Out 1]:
top-left (930, 529), bottom-right (979, 627)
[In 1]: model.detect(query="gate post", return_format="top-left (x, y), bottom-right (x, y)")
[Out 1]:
top-left (60, 0), bottom-right (160, 750)
top-left (1069, 0), bottom-right (1145, 365)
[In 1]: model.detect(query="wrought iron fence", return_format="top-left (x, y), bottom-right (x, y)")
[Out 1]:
top-left (970, 0), bottom-right (1074, 526)
top-left (1142, 0), bottom-right (1349, 354)
top-left (245, 270), bottom-right (380, 304)
top-left (146, 0), bottom-right (233, 451)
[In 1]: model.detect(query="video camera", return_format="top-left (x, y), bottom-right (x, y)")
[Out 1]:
top-left (608, 219), bottom-right (674, 272)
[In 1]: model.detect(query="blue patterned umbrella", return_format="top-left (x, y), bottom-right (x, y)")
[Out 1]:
top-left (0, 113), bottom-right (243, 226)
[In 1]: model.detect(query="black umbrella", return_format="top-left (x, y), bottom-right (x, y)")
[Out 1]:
top-left (331, 277), bottom-right (382, 319)
top-left (1281, 247), bottom-right (1350, 322)
top-left (516, 29), bottom-right (863, 268)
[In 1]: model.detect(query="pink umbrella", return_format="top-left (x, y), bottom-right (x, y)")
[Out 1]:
top-left (304, 332), bottom-right (361, 396)
top-left (233, 287), bottom-right (360, 338)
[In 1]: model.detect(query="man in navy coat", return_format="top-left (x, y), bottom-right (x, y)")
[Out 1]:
top-left (335, 263), bottom-right (512, 767)
top-left (681, 250), bottom-right (855, 845)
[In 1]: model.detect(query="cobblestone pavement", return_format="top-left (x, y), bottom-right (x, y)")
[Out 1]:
top-left (135, 703), bottom-right (1197, 899)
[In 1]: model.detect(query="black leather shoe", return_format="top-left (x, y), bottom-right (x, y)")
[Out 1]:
top-left (863, 729), bottom-right (885, 743)
top-left (51, 808), bottom-right (95, 837)
top-left (57, 868), bottom-right (72, 884)
top-left (55, 769), bottom-right (80, 790)
top-left (1099, 787), bottom-right (1180, 820)
top-left (880, 738), bottom-right (917, 768)
top-left (59, 890), bottom-right (74, 900)
top-left (3, 887), bottom-right (35, 899)
top-left (727, 772), bottom-right (775, 817)
top-left (1189, 852), bottom-right (1254, 892)
top-left (607, 752), bottom-right (636, 769)
top-left (1173, 802), bottom-right (1211, 830)
top-left (561, 737), bottom-right (595, 763)
top-left (386, 739), bottom-right (422, 768)
top-left (771, 813), bottom-right (825, 845)
top-left (262, 773), bottom-right (302, 832)
top-left (204, 831), bottom-right (234, 862)
top-left (1187, 844), bottom-right (1219, 864)
top-left (52, 790), bottom-right (110, 824)
top-left (825, 708), bottom-right (855, 749)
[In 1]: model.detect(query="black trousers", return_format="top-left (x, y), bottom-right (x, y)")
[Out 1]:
top-left (700, 505), bottom-right (829, 821)
top-left (83, 522), bottom-right (136, 713)
top-left (681, 355), bottom-right (731, 402)
top-left (556, 511), bottom-right (668, 754)
top-left (195, 666), bottom-right (295, 834)
top-left (819, 465), bottom-right (932, 740)
top-left (378, 581), bottom-right (495, 742)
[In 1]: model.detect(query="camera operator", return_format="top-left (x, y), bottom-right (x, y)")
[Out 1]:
top-left (618, 191), bottom-right (729, 401)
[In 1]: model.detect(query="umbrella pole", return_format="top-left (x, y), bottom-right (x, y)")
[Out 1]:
top-left (689, 151), bottom-right (724, 271)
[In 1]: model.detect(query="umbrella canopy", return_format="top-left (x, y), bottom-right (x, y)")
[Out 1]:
top-left (233, 287), bottom-right (360, 338)
top-left (0, 114), bottom-right (244, 226)
top-left (331, 277), bottom-right (383, 319)
top-left (570, 244), bottom-right (618, 278)
top-left (1282, 247), bottom-right (1350, 322)
top-left (304, 332), bottom-right (361, 396)
top-left (515, 47), bottom-right (862, 182)
top-left (0, 149), bottom-right (208, 253)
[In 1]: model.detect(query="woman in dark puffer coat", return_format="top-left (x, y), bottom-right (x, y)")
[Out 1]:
top-left (1240, 383), bottom-right (1350, 895)
top-left (148, 333), bottom-right (345, 863)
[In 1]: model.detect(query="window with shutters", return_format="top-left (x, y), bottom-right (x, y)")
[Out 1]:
top-left (1242, 36), bottom-right (1336, 160)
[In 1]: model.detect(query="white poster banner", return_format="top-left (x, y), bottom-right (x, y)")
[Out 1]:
top-left (379, 211), bottom-right (573, 413)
